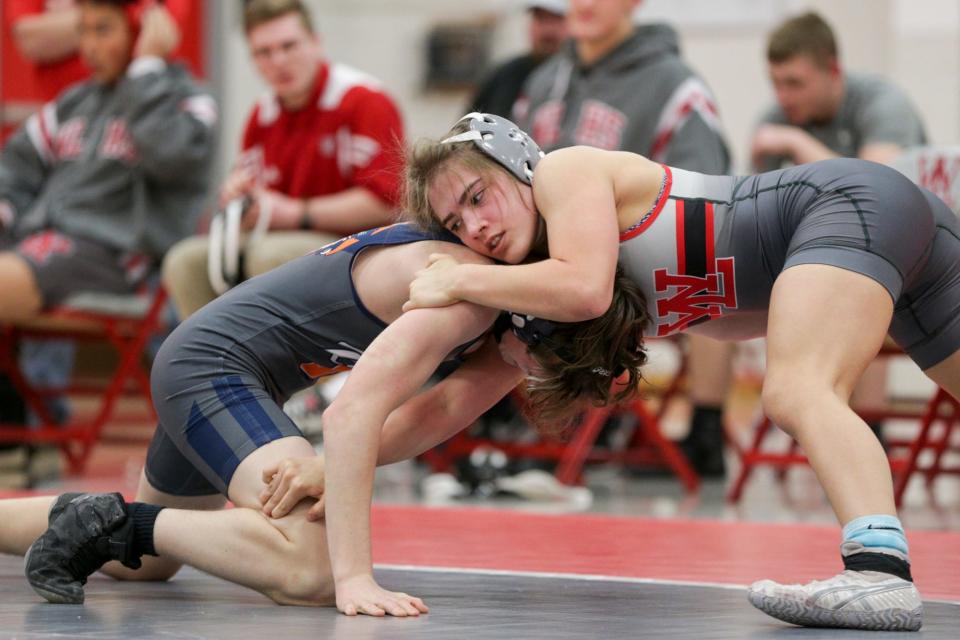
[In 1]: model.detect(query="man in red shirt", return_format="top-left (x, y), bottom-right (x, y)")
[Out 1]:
top-left (162, 0), bottom-right (404, 318)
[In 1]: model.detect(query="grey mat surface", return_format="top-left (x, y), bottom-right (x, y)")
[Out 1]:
top-left (1, 557), bottom-right (957, 639)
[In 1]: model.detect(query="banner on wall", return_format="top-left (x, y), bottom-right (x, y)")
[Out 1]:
top-left (890, 146), bottom-right (960, 215)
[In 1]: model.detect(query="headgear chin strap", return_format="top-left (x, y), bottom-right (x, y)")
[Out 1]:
top-left (493, 312), bottom-right (620, 380)
top-left (493, 312), bottom-right (557, 347)
top-left (441, 113), bottom-right (544, 185)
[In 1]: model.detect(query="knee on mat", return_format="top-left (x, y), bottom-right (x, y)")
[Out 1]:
top-left (270, 527), bottom-right (335, 605)
top-left (267, 553), bottom-right (335, 606)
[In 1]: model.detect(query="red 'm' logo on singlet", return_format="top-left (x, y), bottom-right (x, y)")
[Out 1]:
top-left (652, 198), bottom-right (737, 337)
top-left (654, 257), bottom-right (737, 336)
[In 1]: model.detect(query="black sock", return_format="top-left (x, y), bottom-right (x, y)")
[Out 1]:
top-left (843, 551), bottom-right (913, 582)
top-left (688, 405), bottom-right (723, 438)
top-left (126, 502), bottom-right (165, 557)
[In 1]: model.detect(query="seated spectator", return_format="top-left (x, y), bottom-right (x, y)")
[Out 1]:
top-left (750, 11), bottom-right (928, 442)
top-left (0, 0), bottom-right (216, 323)
top-left (1, 0), bottom-right (200, 432)
top-left (162, 0), bottom-right (404, 319)
top-left (751, 11), bottom-right (926, 169)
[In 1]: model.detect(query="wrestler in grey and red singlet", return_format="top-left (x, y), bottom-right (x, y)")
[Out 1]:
top-left (619, 157), bottom-right (960, 370)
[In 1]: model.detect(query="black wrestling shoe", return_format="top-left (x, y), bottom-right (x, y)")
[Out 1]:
top-left (25, 492), bottom-right (137, 604)
top-left (47, 492), bottom-right (84, 524)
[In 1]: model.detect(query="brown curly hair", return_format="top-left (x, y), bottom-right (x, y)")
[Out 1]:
top-left (520, 267), bottom-right (650, 434)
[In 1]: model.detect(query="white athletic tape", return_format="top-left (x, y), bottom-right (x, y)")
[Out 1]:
top-left (223, 198), bottom-right (243, 284)
top-left (207, 195), bottom-right (273, 296)
top-left (207, 212), bottom-right (229, 296)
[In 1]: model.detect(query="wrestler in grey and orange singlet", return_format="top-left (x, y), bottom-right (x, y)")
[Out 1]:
top-left (145, 223), bottom-right (472, 496)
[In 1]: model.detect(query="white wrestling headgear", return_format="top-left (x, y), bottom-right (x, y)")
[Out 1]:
top-left (441, 112), bottom-right (544, 185)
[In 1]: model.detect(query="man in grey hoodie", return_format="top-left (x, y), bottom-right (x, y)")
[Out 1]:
top-left (0, 0), bottom-right (216, 323)
top-left (518, 0), bottom-right (728, 171)
top-left (517, 0), bottom-right (733, 477)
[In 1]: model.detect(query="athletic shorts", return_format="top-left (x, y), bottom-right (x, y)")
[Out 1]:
top-left (0, 230), bottom-right (150, 308)
top-left (145, 370), bottom-right (304, 497)
top-left (886, 188), bottom-right (960, 369)
top-left (656, 159), bottom-right (960, 369)
top-left (764, 161), bottom-right (960, 370)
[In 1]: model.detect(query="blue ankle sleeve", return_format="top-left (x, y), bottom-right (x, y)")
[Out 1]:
top-left (842, 514), bottom-right (909, 555)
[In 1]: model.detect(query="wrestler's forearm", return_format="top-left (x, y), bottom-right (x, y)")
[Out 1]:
top-left (453, 260), bottom-right (613, 322)
top-left (788, 130), bottom-right (839, 164)
top-left (322, 340), bottom-right (428, 583)
top-left (322, 307), bottom-right (491, 584)
top-left (377, 341), bottom-right (523, 465)
top-left (322, 403), bottom-right (383, 583)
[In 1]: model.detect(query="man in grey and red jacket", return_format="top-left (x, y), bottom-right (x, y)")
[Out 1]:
top-left (0, 0), bottom-right (216, 323)
top-left (517, 0), bottom-right (728, 172)
top-left (517, 0), bottom-right (733, 477)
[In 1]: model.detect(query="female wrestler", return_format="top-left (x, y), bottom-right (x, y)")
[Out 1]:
top-left (3, 221), bottom-right (646, 617)
top-left (402, 113), bottom-right (960, 631)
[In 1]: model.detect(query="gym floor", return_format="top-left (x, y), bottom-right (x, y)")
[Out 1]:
top-left (0, 434), bottom-right (958, 638)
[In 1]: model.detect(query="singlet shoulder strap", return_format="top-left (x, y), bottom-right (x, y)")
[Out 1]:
top-left (316, 222), bottom-right (461, 257)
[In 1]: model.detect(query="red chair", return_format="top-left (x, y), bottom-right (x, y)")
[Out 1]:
top-left (727, 346), bottom-right (960, 506)
top-left (0, 287), bottom-right (167, 474)
top-left (727, 150), bottom-right (960, 506)
top-left (890, 388), bottom-right (960, 504)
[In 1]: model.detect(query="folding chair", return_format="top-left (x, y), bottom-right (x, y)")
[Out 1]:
top-left (0, 286), bottom-right (167, 475)
top-left (726, 345), bottom-right (960, 506)
top-left (890, 388), bottom-right (960, 504)
top-left (723, 149), bottom-right (959, 504)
